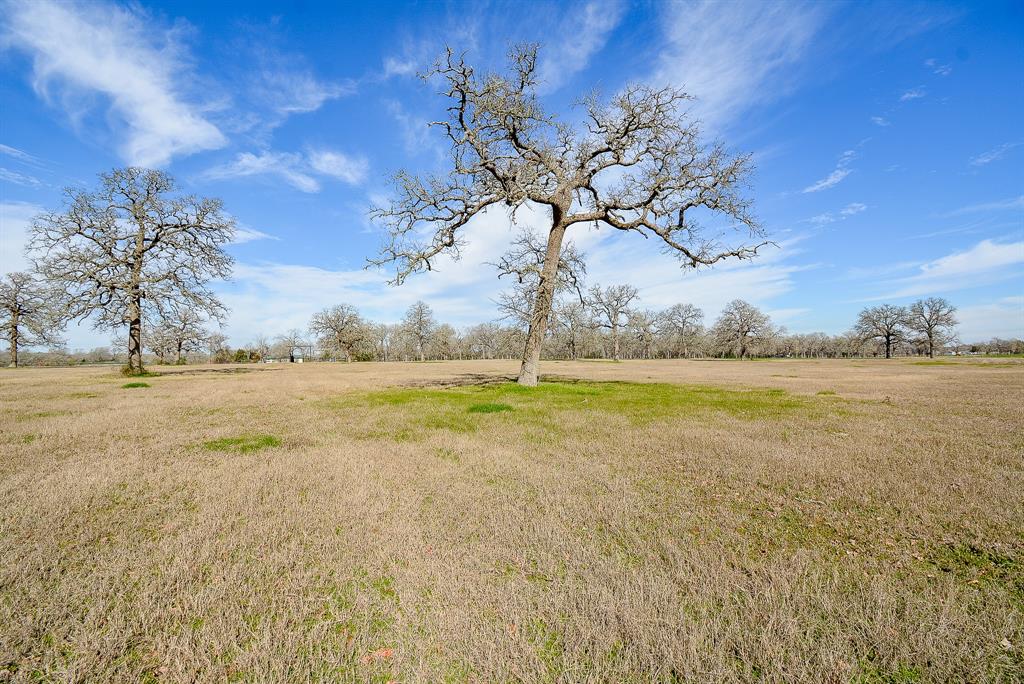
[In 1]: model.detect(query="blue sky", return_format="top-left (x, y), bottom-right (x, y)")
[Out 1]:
top-left (1, 0), bottom-right (1021, 349)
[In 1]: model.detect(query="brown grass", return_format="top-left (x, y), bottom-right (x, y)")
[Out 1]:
top-left (1, 358), bottom-right (1021, 682)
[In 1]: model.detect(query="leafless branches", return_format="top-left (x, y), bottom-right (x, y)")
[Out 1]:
top-left (369, 44), bottom-right (768, 384)
top-left (28, 167), bottom-right (234, 374)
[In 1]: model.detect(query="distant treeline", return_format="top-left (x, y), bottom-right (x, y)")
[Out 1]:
top-left (6, 298), bottom-right (1017, 367)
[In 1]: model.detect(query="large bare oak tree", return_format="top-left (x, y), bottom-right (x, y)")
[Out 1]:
top-left (1, 272), bottom-right (65, 367)
top-left (28, 168), bottom-right (234, 375)
top-left (372, 45), bottom-right (766, 386)
top-left (907, 297), bottom-right (957, 358)
top-left (854, 304), bottom-right (907, 359)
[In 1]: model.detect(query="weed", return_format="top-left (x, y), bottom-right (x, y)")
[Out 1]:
top-left (121, 382), bottom-right (150, 389)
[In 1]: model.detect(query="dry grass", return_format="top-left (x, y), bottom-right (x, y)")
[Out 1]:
top-left (1, 358), bottom-right (1021, 683)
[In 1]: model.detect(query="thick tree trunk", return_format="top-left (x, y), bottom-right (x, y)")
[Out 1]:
top-left (517, 220), bottom-right (567, 386)
top-left (611, 325), bottom-right (620, 361)
top-left (8, 329), bottom-right (17, 368)
top-left (126, 300), bottom-right (144, 374)
top-left (885, 335), bottom-right (892, 359)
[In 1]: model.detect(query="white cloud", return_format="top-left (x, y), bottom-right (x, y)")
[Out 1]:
top-left (382, 56), bottom-right (417, 79)
top-left (803, 150), bottom-right (856, 193)
top-left (899, 87), bottom-right (926, 101)
top-left (870, 116), bottom-right (890, 126)
top-left (308, 149), bottom-right (369, 185)
top-left (652, 0), bottom-right (826, 130)
top-left (809, 202), bottom-right (868, 225)
top-left (940, 195), bottom-right (1024, 218)
top-left (871, 239), bottom-right (1024, 299)
top-left (924, 58), bottom-right (952, 76)
top-left (215, 202), bottom-right (806, 345)
top-left (231, 226), bottom-right (278, 245)
top-left (385, 99), bottom-right (443, 159)
top-left (259, 69), bottom-right (353, 115)
top-left (0, 200), bottom-right (43, 274)
top-left (840, 202), bottom-right (867, 217)
top-left (2, 0), bottom-right (226, 166)
top-left (204, 151), bottom-right (320, 193)
top-left (0, 143), bottom-right (41, 165)
top-left (956, 297), bottom-right (1024, 342)
top-left (537, 0), bottom-right (625, 93)
top-left (969, 142), bottom-right (1020, 167)
top-left (0, 167), bottom-right (42, 187)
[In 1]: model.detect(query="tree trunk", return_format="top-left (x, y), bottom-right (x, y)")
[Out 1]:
top-left (517, 220), bottom-right (567, 386)
top-left (611, 325), bottom-right (621, 361)
top-left (126, 296), bottom-right (144, 375)
top-left (8, 329), bottom-right (17, 368)
top-left (885, 335), bottom-right (892, 359)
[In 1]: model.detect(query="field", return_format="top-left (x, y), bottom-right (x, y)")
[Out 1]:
top-left (1, 358), bottom-right (1021, 683)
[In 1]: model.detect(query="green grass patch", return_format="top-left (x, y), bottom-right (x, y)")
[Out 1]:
top-left (467, 402), bottom-right (514, 413)
top-left (121, 382), bottom-right (150, 389)
top-left (328, 379), bottom-right (820, 443)
top-left (202, 434), bottom-right (282, 454)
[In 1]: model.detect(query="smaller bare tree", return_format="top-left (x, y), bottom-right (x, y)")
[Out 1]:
top-left (1, 272), bottom-right (65, 367)
top-left (658, 303), bottom-right (704, 358)
top-left (712, 299), bottom-right (773, 359)
top-left (402, 301), bottom-right (436, 362)
top-left (627, 309), bottom-right (658, 359)
top-left (854, 304), bottom-right (908, 359)
top-left (907, 297), bottom-right (957, 358)
top-left (28, 168), bottom-right (234, 375)
top-left (588, 284), bottom-right (638, 361)
top-left (309, 304), bottom-right (366, 362)
top-left (149, 307), bottom-right (207, 364)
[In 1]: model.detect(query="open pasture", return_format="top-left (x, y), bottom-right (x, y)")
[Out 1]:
top-left (1, 358), bottom-right (1021, 682)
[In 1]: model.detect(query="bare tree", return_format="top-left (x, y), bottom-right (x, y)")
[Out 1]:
top-left (206, 331), bottom-right (230, 363)
top-left (658, 303), bottom-right (704, 358)
top-left (250, 334), bottom-right (271, 362)
top-left (907, 297), bottom-right (957, 358)
top-left (275, 329), bottom-right (309, 362)
top-left (0, 272), bottom-right (65, 367)
top-left (853, 304), bottom-right (908, 359)
top-left (711, 299), bottom-right (772, 359)
top-left (28, 168), bottom-right (234, 375)
top-left (552, 300), bottom-right (590, 360)
top-left (402, 301), bottom-right (436, 361)
top-left (371, 45), bottom-right (766, 385)
top-left (588, 284), bottom-right (638, 361)
top-left (309, 304), bottom-right (366, 362)
top-left (627, 309), bottom-right (658, 359)
top-left (149, 307), bottom-right (207, 364)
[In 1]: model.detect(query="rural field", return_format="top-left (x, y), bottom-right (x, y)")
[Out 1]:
top-left (1, 358), bottom-right (1021, 683)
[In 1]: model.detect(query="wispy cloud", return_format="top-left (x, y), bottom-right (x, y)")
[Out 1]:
top-left (869, 239), bottom-right (1024, 299)
top-left (308, 149), bottom-right (369, 185)
top-left (924, 58), bottom-right (952, 76)
top-left (258, 69), bottom-right (354, 115)
top-left (969, 142), bottom-right (1020, 167)
top-left (231, 225), bottom-right (279, 245)
top-left (2, 0), bottom-right (226, 167)
top-left (0, 167), bottom-right (42, 187)
top-left (870, 116), bottom-right (890, 127)
top-left (0, 200), bottom-right (44, 273)
top-left (537, 0), bottom-right (625, 93)
top-left (899, 86), bottom-right (927, 101)
top-left (652, 0), bottom-right (827, 130)
top-left (384, 99), bottom-right (443, 159)
top-left (940, 195), bottom-right (1024, 218)
top-left (803, 149), bottom-right (856, 193)
top-left (204, 147), bottom-right (368, 192)
top-left (956, 296), bottom-right (1024, 341)
top-left (0, 143), bottom-right (42, 165)
top-left (204, 151), bottom-right (320, 193)
top-left (808, 202), bottom-right (867, 225)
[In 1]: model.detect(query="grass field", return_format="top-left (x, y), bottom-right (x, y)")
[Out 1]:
top-left (1, 358), bottom-right (1021, 682)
